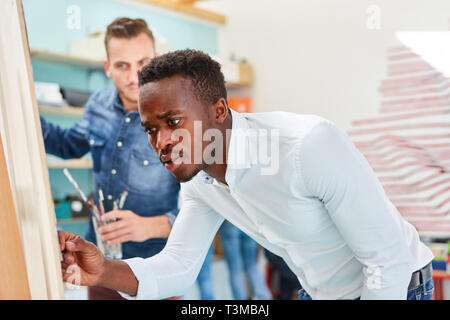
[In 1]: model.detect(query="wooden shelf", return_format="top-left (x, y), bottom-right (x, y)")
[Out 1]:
top-left (39, 105), bottom-right (84, 116)
top-left (30, 49), bottom-right (104, 70)
top-left (47, 158), bottom-right (92, 169)
top-left (224, 62), bottom-right (254, 88)
top-left (226, 81), bottom-right (253, 89)
top-left (139, 0), bottom-right (226, 24)
top-left (32, 47), bottom-right (253, 89)
top-left (57, 216), bottom-right (90, 224)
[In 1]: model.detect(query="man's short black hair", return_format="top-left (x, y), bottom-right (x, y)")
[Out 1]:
top-left (138, 49), bottom-right (227, 107)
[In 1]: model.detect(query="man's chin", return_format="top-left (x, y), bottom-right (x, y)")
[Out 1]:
top-left (171, 164), bottom-right (207, 183)
top-left (119, 90), bottom-right (138, 104)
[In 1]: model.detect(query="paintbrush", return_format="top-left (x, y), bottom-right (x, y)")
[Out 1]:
top-left (63, 168), bottom-right (100, 222)
top-left (118, 188), bottom-right (129, 209)
top-left (97, 184), bottom-right (105, 217)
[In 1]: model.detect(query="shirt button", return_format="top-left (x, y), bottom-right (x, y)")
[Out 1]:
top-left (257, 221), bottom-right (263, 226)
top-left (111, 169), bottom-right (117, 175)
top-left (117, 141), bottom-right (123, 147)
top-left (304, 265), bottom-right (310, 270)
top-left (125, 117), bottom-right (131, 123)
top-left (89, 139), bottom-right (95, 145)
top-left (107, 195), bottom-right (113, 200)
top-left (143, 160), bottom-right (149, 166)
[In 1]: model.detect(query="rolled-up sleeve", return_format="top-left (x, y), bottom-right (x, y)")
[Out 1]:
top-left (119, 182), bottom-right (224, 299)
top-left (296, 121), bottom-right (414, 300)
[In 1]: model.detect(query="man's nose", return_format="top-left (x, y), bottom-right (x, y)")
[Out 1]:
top-left (128, 64), bottom-right (139, 84)
top-left (156, 129), bottom-right (174, 153)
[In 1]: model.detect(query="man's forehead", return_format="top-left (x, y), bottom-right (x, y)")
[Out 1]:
top-left (138, 83), bottom-right (178, 116)
top-left (139, 76), bottom-right (191, 100)
top-left (107, 34), bottom-right (154, 61)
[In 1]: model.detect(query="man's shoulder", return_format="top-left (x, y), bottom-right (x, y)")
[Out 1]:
top-left (180, 171), bottom-right (214, 197)
top-left (85, 87), bottom-right (117, 111)
top-left (242, 111), bottom-right (333, 139)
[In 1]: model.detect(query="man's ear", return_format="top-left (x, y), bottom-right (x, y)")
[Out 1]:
top-left (213, 98), bottom-right (229, 124)
top-left (104, 60), bottom-right (111, 78)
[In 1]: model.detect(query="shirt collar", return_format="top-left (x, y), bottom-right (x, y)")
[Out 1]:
top-left (198, 109), bottom-right (256, 187)
top-left (226, 109), bottom-right (254, 170)
top-left (113, 90), bottom-right (139, 115)
top-left (112, 90), bottom-right (125, 112)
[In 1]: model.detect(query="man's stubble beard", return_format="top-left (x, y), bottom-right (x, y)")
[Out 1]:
top-left (118, 87), bottom-right (138, 106)
top-left (175, 162), bottom-right (211, 183)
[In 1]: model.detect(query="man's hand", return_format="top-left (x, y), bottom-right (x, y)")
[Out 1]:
top-left (58, 230), bottom-right (106, 287)
top-left (98, 210), bottom-right (171, 245)
top-left (58, 230), bottom-right (139, 296)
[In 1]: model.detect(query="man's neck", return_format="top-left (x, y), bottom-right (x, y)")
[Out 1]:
top-left (203, 111), bottom-right (233, 186)
top-left (119, 93), bottom-right (138, 113)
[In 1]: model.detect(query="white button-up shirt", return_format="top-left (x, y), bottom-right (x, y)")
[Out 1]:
top-left (121, 110), bottom-right (433, 300)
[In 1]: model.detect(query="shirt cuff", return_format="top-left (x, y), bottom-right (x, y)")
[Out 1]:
top-left (117, 257), bottom-right (159, 300)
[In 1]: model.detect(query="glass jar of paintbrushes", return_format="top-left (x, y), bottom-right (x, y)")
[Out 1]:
top-left (94, 186), bottom-right (128, 260)
top-left (63, 168), bottom-right (126, 259)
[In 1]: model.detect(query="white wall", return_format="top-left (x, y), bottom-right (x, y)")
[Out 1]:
top-left (198, 0), bottom-right (450, 130)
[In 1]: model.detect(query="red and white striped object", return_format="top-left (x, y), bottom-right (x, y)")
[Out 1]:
top-left (348, 45), bottom-right (450, 238)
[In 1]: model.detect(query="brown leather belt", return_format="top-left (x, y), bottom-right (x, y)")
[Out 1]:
top-left (408, 262), bottom-right (433, 290)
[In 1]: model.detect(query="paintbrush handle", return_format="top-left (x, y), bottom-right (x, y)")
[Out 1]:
top-left (63, 168), bottom-right (88, 202)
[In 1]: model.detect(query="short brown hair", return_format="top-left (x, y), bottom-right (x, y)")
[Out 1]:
top-left (104, 17), bottom-right (155, 54)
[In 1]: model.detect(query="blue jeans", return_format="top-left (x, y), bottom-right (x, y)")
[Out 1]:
top-left (298, 276), bottom-right (435, 300)
top-left (196, 242), bottom-right (215, 300)
top-left (219, 222), bottom-right (273, 300)
top-left (406, 278), bottom-right (434, 300)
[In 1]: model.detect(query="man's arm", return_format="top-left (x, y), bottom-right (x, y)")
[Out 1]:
top-left (60, 182), bottom-right (224, 299)
top-left (40, 115), bottom-right (90, 159)
top-left (119, 183), bottom-right (224, 299)
top-left (39, 92), bottom-right (103, 159)
top-left (296, 121), bottom-right (414, 300)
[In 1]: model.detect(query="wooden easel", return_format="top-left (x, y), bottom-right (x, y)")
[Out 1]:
top-left (0, 133), bottom-right (30, 299)
top-left (0, 0), bottom-right (64, 299)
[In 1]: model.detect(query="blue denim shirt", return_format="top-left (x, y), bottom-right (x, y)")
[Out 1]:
top-left (41, 88), bottom-right (180, 259)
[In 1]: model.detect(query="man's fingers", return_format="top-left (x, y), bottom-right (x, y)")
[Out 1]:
top-left (101, 227), bottom-right (131, 243)
top-left (107, 234), bottom-right (132, 245)
top-left (63, 251), bottom-right (76, 265)
top-left (65, 236), bottom-right (89, 253)
top-left (98, 219), bottom-right (127, 235)
top-left (101, 210), bottom-right (126, 222)
top-left (58, 230), bottom-right (80, 251)
top-left (58, 231), bottom-right (66, 252)
top-left (58, 230), bottom-right (81, 253)
top-left (62, 265), bottom-right (81, 284)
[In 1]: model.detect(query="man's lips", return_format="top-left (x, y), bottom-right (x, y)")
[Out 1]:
top-left (161, 157), bottom-right (182, 171)
top-left (160, 149), bottom-right (184, 163)
top-left (160, 152), bottom-right (183, 172)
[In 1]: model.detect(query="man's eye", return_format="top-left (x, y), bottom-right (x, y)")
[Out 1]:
top-left (146, 127), bottom-right (156, 135)
top-left (168, 119), bottom-right (180, 126)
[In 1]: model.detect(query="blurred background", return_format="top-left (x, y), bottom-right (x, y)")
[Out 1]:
top-left (24, 0), bottom-right (450, 299)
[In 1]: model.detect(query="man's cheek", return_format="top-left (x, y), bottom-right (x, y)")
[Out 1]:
top-left (148, 138), bottom-right (158, 153)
